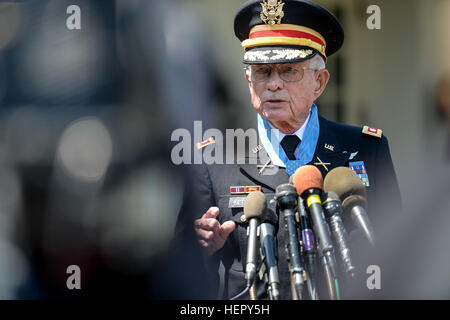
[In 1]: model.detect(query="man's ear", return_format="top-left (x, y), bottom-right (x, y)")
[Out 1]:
top-left (245, 69), bottom-right (250, 82)
top-left (314, 69), bottom-right (330, 99)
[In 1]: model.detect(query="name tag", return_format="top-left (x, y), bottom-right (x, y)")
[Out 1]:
top-left (228, 197), bottom-right (246, 208)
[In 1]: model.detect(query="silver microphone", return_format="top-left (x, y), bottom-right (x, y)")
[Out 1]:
top-left (243, 191), bottom-right (267, 287)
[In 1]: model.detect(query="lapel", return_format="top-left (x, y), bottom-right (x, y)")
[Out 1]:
top-left (238, 147), bottom-right (289, 193)
top-left (237, 116), bottom-right (353, 190)
top-left (308, 116), bottom-right (352, 177)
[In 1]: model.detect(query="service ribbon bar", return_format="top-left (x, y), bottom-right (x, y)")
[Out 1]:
top-left (230, 186), bottom-right (262, 195)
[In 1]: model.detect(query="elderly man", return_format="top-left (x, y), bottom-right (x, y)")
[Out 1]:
top-left (173, 0), bottom-right (402, 300)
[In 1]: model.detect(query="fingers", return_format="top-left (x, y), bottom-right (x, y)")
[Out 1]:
top-left (219, 221), bottom-right (236, 239)
top-left (194, 207), bottom-right (221, 243)
top-left (196, 220), bottom-right (235, 241)
top-left (202, 206), bottom-right (220, 219)
top-left (195, 228), bottom-right (215, 241)
top-left (194, 217), bottom-right (220, 231)
top-left (194, 207), bottom-right (236, 256)
top-left (198, 239), bottom-right (208, 248)
top-left (198, 239), bottom-right (216, 257)
top-left (194, 206), bottom-right (220, 232)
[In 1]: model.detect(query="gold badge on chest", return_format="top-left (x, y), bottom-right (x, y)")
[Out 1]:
top-left (324, 144), bottom-right (334, 152)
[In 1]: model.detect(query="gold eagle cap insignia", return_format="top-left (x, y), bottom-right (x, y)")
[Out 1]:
top-left (260, 0), bottom-right (285, 25)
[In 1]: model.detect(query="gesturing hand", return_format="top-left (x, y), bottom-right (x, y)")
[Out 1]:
top-left (194, 206), bottom-right (236, 256)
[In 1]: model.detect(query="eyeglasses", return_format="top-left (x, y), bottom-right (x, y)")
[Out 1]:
top-left (246, 64), bottom-right (318, 83)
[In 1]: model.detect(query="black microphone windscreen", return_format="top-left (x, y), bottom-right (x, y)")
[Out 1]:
top-left (275, 183), bottom-right (297, 196)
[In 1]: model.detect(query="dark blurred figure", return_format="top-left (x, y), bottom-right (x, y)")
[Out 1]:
top-left (0, 0), bottom-right (226, 299)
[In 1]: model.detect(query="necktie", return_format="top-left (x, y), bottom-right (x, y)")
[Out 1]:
top-left (280, 135), bottom-right (301, 160)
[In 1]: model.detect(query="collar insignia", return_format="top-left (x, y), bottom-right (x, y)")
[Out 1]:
top-left (253, 145), bottom-right (263, 153)
top-left (257, 159), bottom-right (272, 175)
top-left (314, 156), bottom-right (331, 172)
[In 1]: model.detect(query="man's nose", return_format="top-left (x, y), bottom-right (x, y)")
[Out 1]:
top-left (266, 68), bottom-right (284, 91)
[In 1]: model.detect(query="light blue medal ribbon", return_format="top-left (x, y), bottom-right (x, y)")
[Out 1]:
top-left (257, 104), bottom-right (320, 176)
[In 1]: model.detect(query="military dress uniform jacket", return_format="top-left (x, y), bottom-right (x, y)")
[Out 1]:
top-left (173, 115), bottom-right (402, 300)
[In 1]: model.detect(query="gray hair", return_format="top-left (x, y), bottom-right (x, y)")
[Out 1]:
top-left (308, 54), bottom-right (326, 70)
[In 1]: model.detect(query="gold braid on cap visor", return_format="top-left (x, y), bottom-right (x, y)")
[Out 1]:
top-left (242, 24), bottom-right (327, 58)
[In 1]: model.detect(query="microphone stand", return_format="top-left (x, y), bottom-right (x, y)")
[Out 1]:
top-left (322, 254), bottom-right (339, 300)
top-left (249, 284), bottom-right (258, 300)
top-left (301, 188), bottom-right (339, 300)
top-left (275, 184), bottom-right (305, 300)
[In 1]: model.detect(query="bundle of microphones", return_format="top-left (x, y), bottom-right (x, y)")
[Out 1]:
top-left (233, 165), bottom-right (375, 300)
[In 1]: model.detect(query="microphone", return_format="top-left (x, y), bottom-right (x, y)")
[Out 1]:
top-left (243, 191), bottom-right (267, 288)
top-left (292, 165), bottom-right (338, 299)
top-left (323, 167), bottom-right (375, 246)
top-left (274, 183), bottom-right (304, 300)
top-left (290, 175), bottom-right (317, 300)
top-left (298, 198), bottom-right (318, 300)
top-left (322, 191), bottom-right (356, 279)
top-left (259, 214), bottom-right (280, 300)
